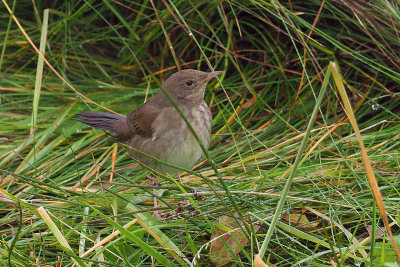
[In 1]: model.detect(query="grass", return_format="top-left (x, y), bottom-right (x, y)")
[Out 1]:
top-left (1, 0), bottom-right (400, 266)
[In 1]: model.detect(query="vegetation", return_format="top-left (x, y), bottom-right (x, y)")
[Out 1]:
top-left (1, 0), bottom-right (399, 266)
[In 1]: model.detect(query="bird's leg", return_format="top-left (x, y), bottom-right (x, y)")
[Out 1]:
top-left (177, 173), bottom-right (182, 183)
top-left (152, 188), bottom-right (163, 217)
top-left (146, 175), bottom-right (163, 217)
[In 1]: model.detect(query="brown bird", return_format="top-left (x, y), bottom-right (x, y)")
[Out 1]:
top-left (75, 69), bottom-right (222, 174)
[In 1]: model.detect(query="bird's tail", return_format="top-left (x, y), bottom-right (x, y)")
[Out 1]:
top-left (74, 111), bottom-right (130, 141)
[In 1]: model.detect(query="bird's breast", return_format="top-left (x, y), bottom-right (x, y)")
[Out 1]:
top-left (161, 102), bottom-right (211, 169)
top-left (128, 102), bottom-right (212, 173)
top-left (168, 102), bottom-right (212, 165)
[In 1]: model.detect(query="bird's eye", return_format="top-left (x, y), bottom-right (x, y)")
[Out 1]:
top-left (185, 80), bottom-right (194, 87)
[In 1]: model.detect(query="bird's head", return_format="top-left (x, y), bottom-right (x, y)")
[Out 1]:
top-left (162, 69), bottom-right (222, 104)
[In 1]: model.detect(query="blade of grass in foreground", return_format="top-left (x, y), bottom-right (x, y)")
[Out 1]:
top-left (126, 203), bottom-right (190, 266)
top-left (36, 207), bottom-right (87, 267)
top-left (80, 218), bottom-right (138, 258)
top-left (257, 62), bottom-right (332, 260)
top-left (31, 9), bottom-right (48, 132)
top-left (331, 62), bottom-right (400, 261)
top-left (90, 205), bottom-right (175, 266)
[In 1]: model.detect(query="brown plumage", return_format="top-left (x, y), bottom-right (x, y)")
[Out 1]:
top-left (75, 69), bottom-right (222, 173)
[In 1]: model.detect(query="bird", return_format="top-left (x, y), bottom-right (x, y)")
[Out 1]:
top-left (75, 69), bottom-right (222, 174)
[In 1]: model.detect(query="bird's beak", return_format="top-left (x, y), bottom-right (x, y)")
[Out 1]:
top-left (204, 71), bottom-right (223, 82)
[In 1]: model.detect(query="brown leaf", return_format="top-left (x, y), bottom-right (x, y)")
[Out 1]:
top-left (254, 254), bottom-right (268, 267)
top-left (210, 215), bottom-right (260, 266)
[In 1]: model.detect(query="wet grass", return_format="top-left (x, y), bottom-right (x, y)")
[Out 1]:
top-left (1, 0), bottom-right (400, 266)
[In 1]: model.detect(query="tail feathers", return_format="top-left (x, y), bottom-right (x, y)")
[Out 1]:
top-left (74, 111), bottom-right (131, 141)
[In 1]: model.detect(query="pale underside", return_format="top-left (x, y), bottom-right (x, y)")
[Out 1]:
top-left (127, 102), bottom-right (212, 173)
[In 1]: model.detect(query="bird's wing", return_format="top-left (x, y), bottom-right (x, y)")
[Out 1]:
top-left (126, 102), bottom-right (161, 138)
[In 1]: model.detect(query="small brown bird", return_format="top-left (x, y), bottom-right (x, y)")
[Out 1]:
top-left (75, 69), bottom-right (222, 173)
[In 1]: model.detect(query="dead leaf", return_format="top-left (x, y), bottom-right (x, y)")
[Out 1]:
top-left (210, 215), bottom-right (260, 266)
top-left (254, 254), bottom-right (268, 267)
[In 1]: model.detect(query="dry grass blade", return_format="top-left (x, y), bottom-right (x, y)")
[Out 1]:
top-left (36, 207), bottom-right (87, 267)
top-left (80, 219), bottom-right (138, 258)
top-left (331, 61), bottom-right (400, 260)
top-left (31, 9), bottom-right (48, 132)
